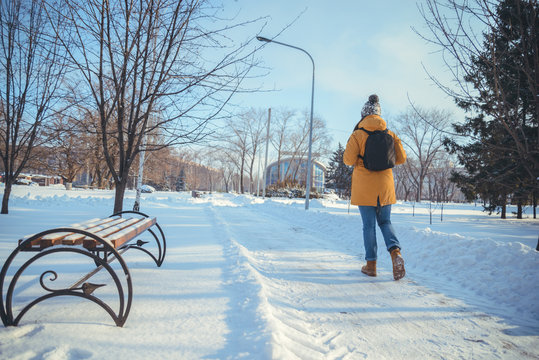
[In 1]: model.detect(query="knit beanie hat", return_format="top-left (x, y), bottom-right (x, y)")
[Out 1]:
top-left (361, 94), bottom-right (381, 118)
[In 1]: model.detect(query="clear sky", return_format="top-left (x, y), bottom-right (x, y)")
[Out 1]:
top-left (222, 0), bottom-right (461, 149)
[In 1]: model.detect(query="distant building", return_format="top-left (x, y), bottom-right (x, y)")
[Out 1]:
top-left (265, 157), bottom-right (326, 192)
top-left (3, 174), bottom-right (63, 186)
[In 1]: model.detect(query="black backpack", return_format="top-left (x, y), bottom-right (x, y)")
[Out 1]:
top-left (357, 128), bottom-right (396, 171)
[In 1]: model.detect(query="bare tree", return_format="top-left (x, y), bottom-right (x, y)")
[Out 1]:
top-left (216, 155), bottom-right (235, 193)
top-left (269, 107), bottom-right (295, 183)
top-left (393, 163), bottom-right (415, 202)
top-left (0, 0), bottom-right (67, 213)
top-left (221, 113), bottom-right (250, 193)
top-left (281, 113), bottom-right (309, 182)
top-left (45, 0), bottom-right (262, 212)
top-left (395, 106), bottom-right (452, 202)
top-left (244, 108), bottom-right (268, 193)
top-left (218, 108), bottom-right (269, 194)
top-left (84, 111), bottom-right (115, 188)
top-left (425, 154), bottom-right (460, 202)
top-left (283, 110), bottom-right (332, 184)
top-left (46, 114), bottom-right (87, 185)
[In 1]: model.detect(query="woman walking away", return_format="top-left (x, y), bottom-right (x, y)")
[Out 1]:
top-left (343, 94), bottom-right (407, 280)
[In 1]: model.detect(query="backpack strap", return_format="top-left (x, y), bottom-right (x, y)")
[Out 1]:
top-left (359, 127), bottom-right (375, 135)
top-left (360, 127), bottom-right (388, 135)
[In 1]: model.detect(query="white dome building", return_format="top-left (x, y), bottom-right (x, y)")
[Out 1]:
top-left (265, 157), bottom-right (326, 193)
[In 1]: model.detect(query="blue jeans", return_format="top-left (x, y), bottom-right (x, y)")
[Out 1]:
top-left (358, 205), bottom-right (401, 261)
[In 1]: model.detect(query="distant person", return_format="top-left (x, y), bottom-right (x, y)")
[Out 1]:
top-left (343, 94), bottom-right (407, 280)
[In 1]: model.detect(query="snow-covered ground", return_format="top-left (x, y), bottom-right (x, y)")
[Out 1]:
top-left (0, 185), bottom-right (537, 359)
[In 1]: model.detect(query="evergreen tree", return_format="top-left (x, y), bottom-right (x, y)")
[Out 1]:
top-left (176, 168), bottom-right (186, 192)
top-left (325, 143), bottom-right (353, 198)
top-left (444, 0), bottom-right (538, 218)
top-left (447, 118), bottom-right (514, 217)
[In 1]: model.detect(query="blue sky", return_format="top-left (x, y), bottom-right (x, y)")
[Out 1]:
top-left (222, 0), bottom-right (460, 148)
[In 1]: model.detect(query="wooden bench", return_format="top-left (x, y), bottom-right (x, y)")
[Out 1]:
top-left (0, 210), bottom-right (166, 327)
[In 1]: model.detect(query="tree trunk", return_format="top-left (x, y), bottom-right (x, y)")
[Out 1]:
top-left (1, 182), bottom-right (13, 214)
top-left (240, 158), bottom-right (245, 194)
top-left (533, 191), bottom-right (537, 219)
top-left (416, 172), bottom-right (426, 202)
top-left (517, 202), bottom-right (523, 219)
top-left (113, 178), bottom-right (128, 214)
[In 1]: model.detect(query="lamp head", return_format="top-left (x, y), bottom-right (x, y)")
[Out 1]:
top-left (256, 36), bottom-right (271, 43)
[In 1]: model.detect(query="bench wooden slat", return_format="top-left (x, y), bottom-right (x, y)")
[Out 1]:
top-left (61, 217), bottom-right (134, 245)
top-left (39, 217), bottom-right (125, 247)
top-left (106, 218), bottom-right (157, 248)
top-left (19, 216), bottom-right (157, 250)
top-left (40, 217), bottom-right (121, 246)
top-left (93, 218), bottom-right (142, 238)
top-left (82, 218), bottom-right (146, 249)
top-left (19, 218), bottom-right (102, 246)
top-left (21, 217), bottom-right (116, 248)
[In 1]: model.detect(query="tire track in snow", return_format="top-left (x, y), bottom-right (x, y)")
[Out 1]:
top-left (208, 203), bottom-right (367, 359)
top-left (205, 204), bottom-right (273, 358)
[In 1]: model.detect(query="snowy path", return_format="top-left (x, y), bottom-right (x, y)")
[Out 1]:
top-left (204, 201), bottom-right (537, 359)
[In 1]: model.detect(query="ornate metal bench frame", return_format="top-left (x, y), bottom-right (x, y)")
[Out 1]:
top-left (0, 210), bottom-right (166, 327)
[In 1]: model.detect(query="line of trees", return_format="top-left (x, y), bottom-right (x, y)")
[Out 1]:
top-left (393, 106), bottom-right (460, 203)
top-left (1, 0), bottom-right (265, 214)
top-left (216, 107), bottom-right (332, 194)
top-left (15, 105), bottom-right (334, 197)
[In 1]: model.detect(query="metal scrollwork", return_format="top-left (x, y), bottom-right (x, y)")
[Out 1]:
top-left (39, 270), bottom-right (58, 292)
top-left (39, 271), bottom-right (105, 295)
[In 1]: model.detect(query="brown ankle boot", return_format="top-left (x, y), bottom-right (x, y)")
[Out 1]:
top-left (361, 260), bottom-right (377, 277)
top-left (390, 248), bottom-right (405, 280)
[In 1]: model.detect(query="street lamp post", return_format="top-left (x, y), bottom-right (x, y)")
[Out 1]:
top-left (256, 36), bottom-right (315, 210)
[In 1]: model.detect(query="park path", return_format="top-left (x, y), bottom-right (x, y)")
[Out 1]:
top-left (203, 201), bottom-right (536, 359)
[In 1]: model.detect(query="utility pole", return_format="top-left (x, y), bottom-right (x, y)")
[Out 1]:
top-left (262, 108), bottom-right (271, 197)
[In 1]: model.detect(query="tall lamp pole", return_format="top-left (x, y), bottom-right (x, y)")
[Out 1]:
top-left (256, 36), bottom-right (315, 210)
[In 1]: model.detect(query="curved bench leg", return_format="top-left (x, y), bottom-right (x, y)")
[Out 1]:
top-left (111, 211), bottom-right (166, 267)
top-left (0, 228), bottom-right (133, 327)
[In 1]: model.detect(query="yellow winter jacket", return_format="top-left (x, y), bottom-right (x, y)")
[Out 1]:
top-left (343, 115), bottom-right (406, 206)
